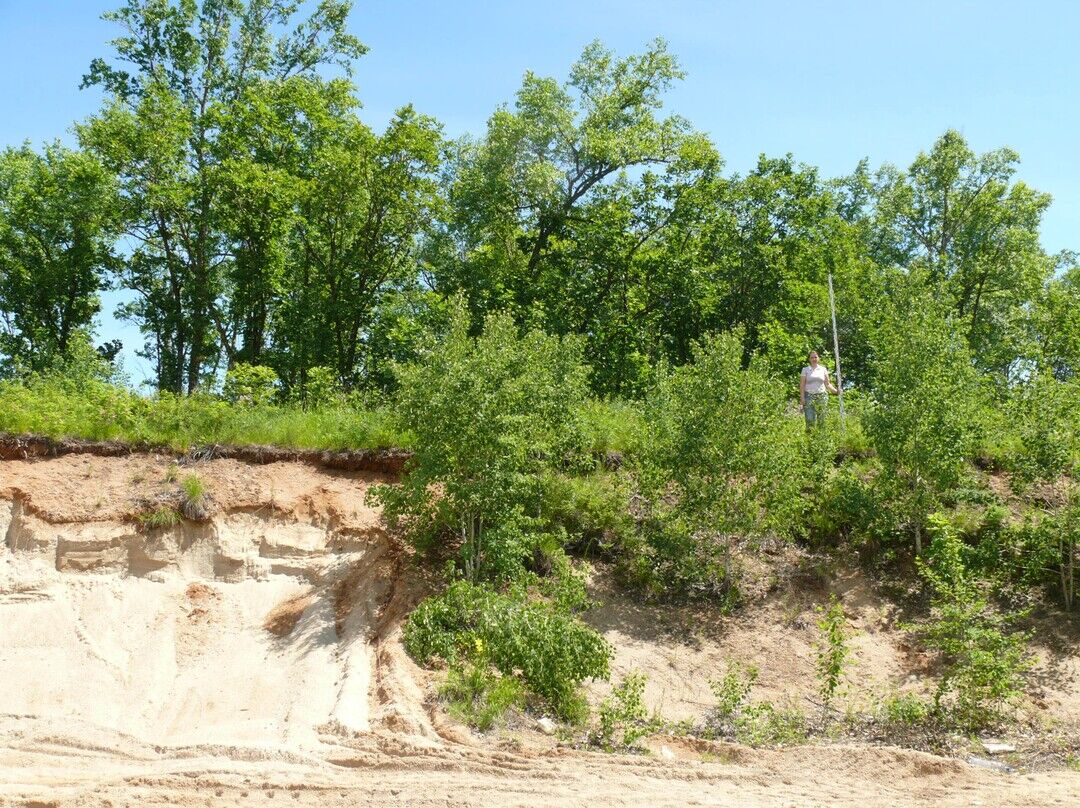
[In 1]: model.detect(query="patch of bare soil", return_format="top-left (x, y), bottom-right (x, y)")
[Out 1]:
top-left (1, 453), bottom-right (1078, 807)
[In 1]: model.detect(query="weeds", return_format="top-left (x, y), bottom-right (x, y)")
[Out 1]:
top-left (137, 506), bottom-right (181, 529)
top-left (814, 596), bottom-right (850, 708)
top-left (180, 472), bottom-right (210, 520)
top-left (440, 659), bottom-right (525, 732)
top-left (910, 515), bottom-right (1032, 730)
top-left (593, 672), bottom-right (652, 752)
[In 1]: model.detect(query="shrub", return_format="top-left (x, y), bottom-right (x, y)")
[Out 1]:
top-left (635, 332), bottom-right (805, 601)
top-left (594, 672), bottom-right (652, 751)
top-left (374, 303), bottom-right (589, 585)
top-left (703, 661), bottom-right (805, 747)
top-left (910, 515), bottom-right (1032, 729)
top-left (733, 702), bottom-right (807, 747)
top-left (538, 471), bottom-right (633, 558)
top-left (707, 662), bottom-right (758, 727)
top-left (1005, 375), bottom-right (1079, 484)
top-left (222, 363), bottom-right (279, 406)
top-left (301, 365), bottom-right (345, 409)
top-left (864, 282), bottom-right (982, 554)
top-left (880, 692), bottom-right (931, 727)
top-left (440, 658), bottom-right (525, 732)
top-left (815, 596), bottom-right (850, 707)
top-left (810, 464), bottom-right (894, 548)
top-left (403, 581), bottom-right (611, 721)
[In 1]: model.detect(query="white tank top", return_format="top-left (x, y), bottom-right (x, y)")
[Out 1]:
top-left (802, 364), bottom-right (830, 394)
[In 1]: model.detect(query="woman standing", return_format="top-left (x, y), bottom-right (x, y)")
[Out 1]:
top-left (799, 351), bottom-right (838, 428)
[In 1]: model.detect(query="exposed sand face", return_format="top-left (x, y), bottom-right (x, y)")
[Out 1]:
top-left (0, 456), bottom-right (437, 800)
top-left (1, 454), bottom-right (1078, 807)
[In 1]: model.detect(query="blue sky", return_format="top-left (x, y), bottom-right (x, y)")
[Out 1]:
top-left (1, 0), bottom-right (1077, 383)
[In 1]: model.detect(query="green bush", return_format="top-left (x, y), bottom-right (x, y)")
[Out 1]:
top-left (634, 331), bottom-right (805, 601)
top-left (703, 662), bottom-right (805, 747)
top-left (594, 672), bottom-right (652, 752)
top-left (403, 580), bottom-right (611, 721)
top-left (1005, 376), bottom-right (1080, 484)
top-left (815, 596), bottom-right (850, 707)
top-left (810, 464), bottom-right (893, 548)
top-left (879, 692), bottom-right (931, 727)
top-left (577, 398), bottom-right (645, 456)
top-left (733, 702), bottom-right (807, 747)
top-left (708, 662), bottom-right (758, 725)
top-left (374, 304), bottom-right (589, 585)
top-left (864, 282), bottom-right (983, 554)
top-left (221, 363), bottom-right (279, 406)
top-left (910, 515), bottom-right (1032, 729)
top-left (440, 659), bottom-right (525, 732)
top-left (538, 471), bottom-right (633, 558)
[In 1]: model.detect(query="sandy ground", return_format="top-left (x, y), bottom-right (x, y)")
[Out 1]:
top-left (1, 454), bottom-right (1078, 807)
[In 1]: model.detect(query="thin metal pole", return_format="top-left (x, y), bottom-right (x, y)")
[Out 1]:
top-left (828, 273), bottom-right (845, 423)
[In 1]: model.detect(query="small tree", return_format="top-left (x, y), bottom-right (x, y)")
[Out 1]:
top-left (865, 280), bottom-right (981, 554)
top-left (637, 331), bottom-right (804, 600)
top-left (375, 301), bottom-right (588, 584)
top-left (222, 362), bottom-right (279, 406)
top-left (912, 515), bottom-right (1031, 729)
top-left (815, 596), bottom-right (850, 708)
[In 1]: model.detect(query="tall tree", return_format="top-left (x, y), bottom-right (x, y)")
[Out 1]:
top-left (872, 130), bottom-right (1053, 375)
top-left (437, 39), bottom-right (698, 330)
top-left (281, 106), bottom-right (442, 391)
top-left (0, 144), bottom-right (120, 374)
top-left (78, 0), bottom-right (365, 392)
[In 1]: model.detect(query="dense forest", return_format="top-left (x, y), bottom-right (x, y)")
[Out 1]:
top-left (2, 1), bottom-right (1079, 747)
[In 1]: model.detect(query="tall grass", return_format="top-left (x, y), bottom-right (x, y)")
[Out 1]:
top-left (0, 375), bottom-right (408, 450)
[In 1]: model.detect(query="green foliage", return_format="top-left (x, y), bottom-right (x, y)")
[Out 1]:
top-left (810, 464), bottom-right (895, 548)
top-left (137, 506), bottom-right (181, 529)
top-left (0, 372), bottom-right (403, 449)
top-left (440, 658), bottom-right (525, 732)
top-left (708, 662), bottom-right (758, 724)
top-left (704, 662), bottom-right (805, 747)
top-left (879, 692), bottom-right (931, 727)
top-left (594, 672), bottom-right (652, 752)
top-left (815, 596), bottom-right (851, 707)
top-left (1005, 375), bottom-right (1080, 484)
top-left (181, 473), bottom-right (206, 502)
top-left (375, 304), bottom-right (588, 584)
top-left (0, 143), bottom-right (120, 375)
top-left (733, 702), bottom-right (808, 747)
top-left (403, 580), bottom-right (611, 721)
top-left (538, 471), bottom-right (633, 558)
top-left (864, 281), bottom-right (982, 553)
top-left (871, 129), bottom-right (1053, 375)
top-left (911, 515), bottom-right (1032, 729)
top-left (577, 399), bottom-right (645, 456)
top-left (222, 363), bottom-right (279, 407)
top-left (634, 332), bottom-right (804, 600)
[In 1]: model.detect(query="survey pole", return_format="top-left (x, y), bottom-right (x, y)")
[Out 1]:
top-left (828, 273), bottom-right (845, 423)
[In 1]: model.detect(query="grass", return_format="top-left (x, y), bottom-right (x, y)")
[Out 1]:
top-left (137, 506), bottom-right (182, 529)
top-left (0, 375), bottom-right (408, 451)
top-left (0, 374), bottom-right (643, 455)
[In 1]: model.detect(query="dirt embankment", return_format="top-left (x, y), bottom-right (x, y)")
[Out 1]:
top-left (1, 451), bottom-right (1078, 807)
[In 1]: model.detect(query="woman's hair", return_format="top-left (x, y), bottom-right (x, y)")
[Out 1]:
top-left (807, 351), bottom-right (819, 361)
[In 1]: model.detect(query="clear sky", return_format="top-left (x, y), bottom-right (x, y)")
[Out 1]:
top-left (1, 0), bottom-right (1077, 383)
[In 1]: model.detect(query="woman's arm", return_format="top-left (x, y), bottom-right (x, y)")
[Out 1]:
top-left (799, 371), bottom-right (806, 408)
top-left (826, 371), bottom-right (838, 395)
